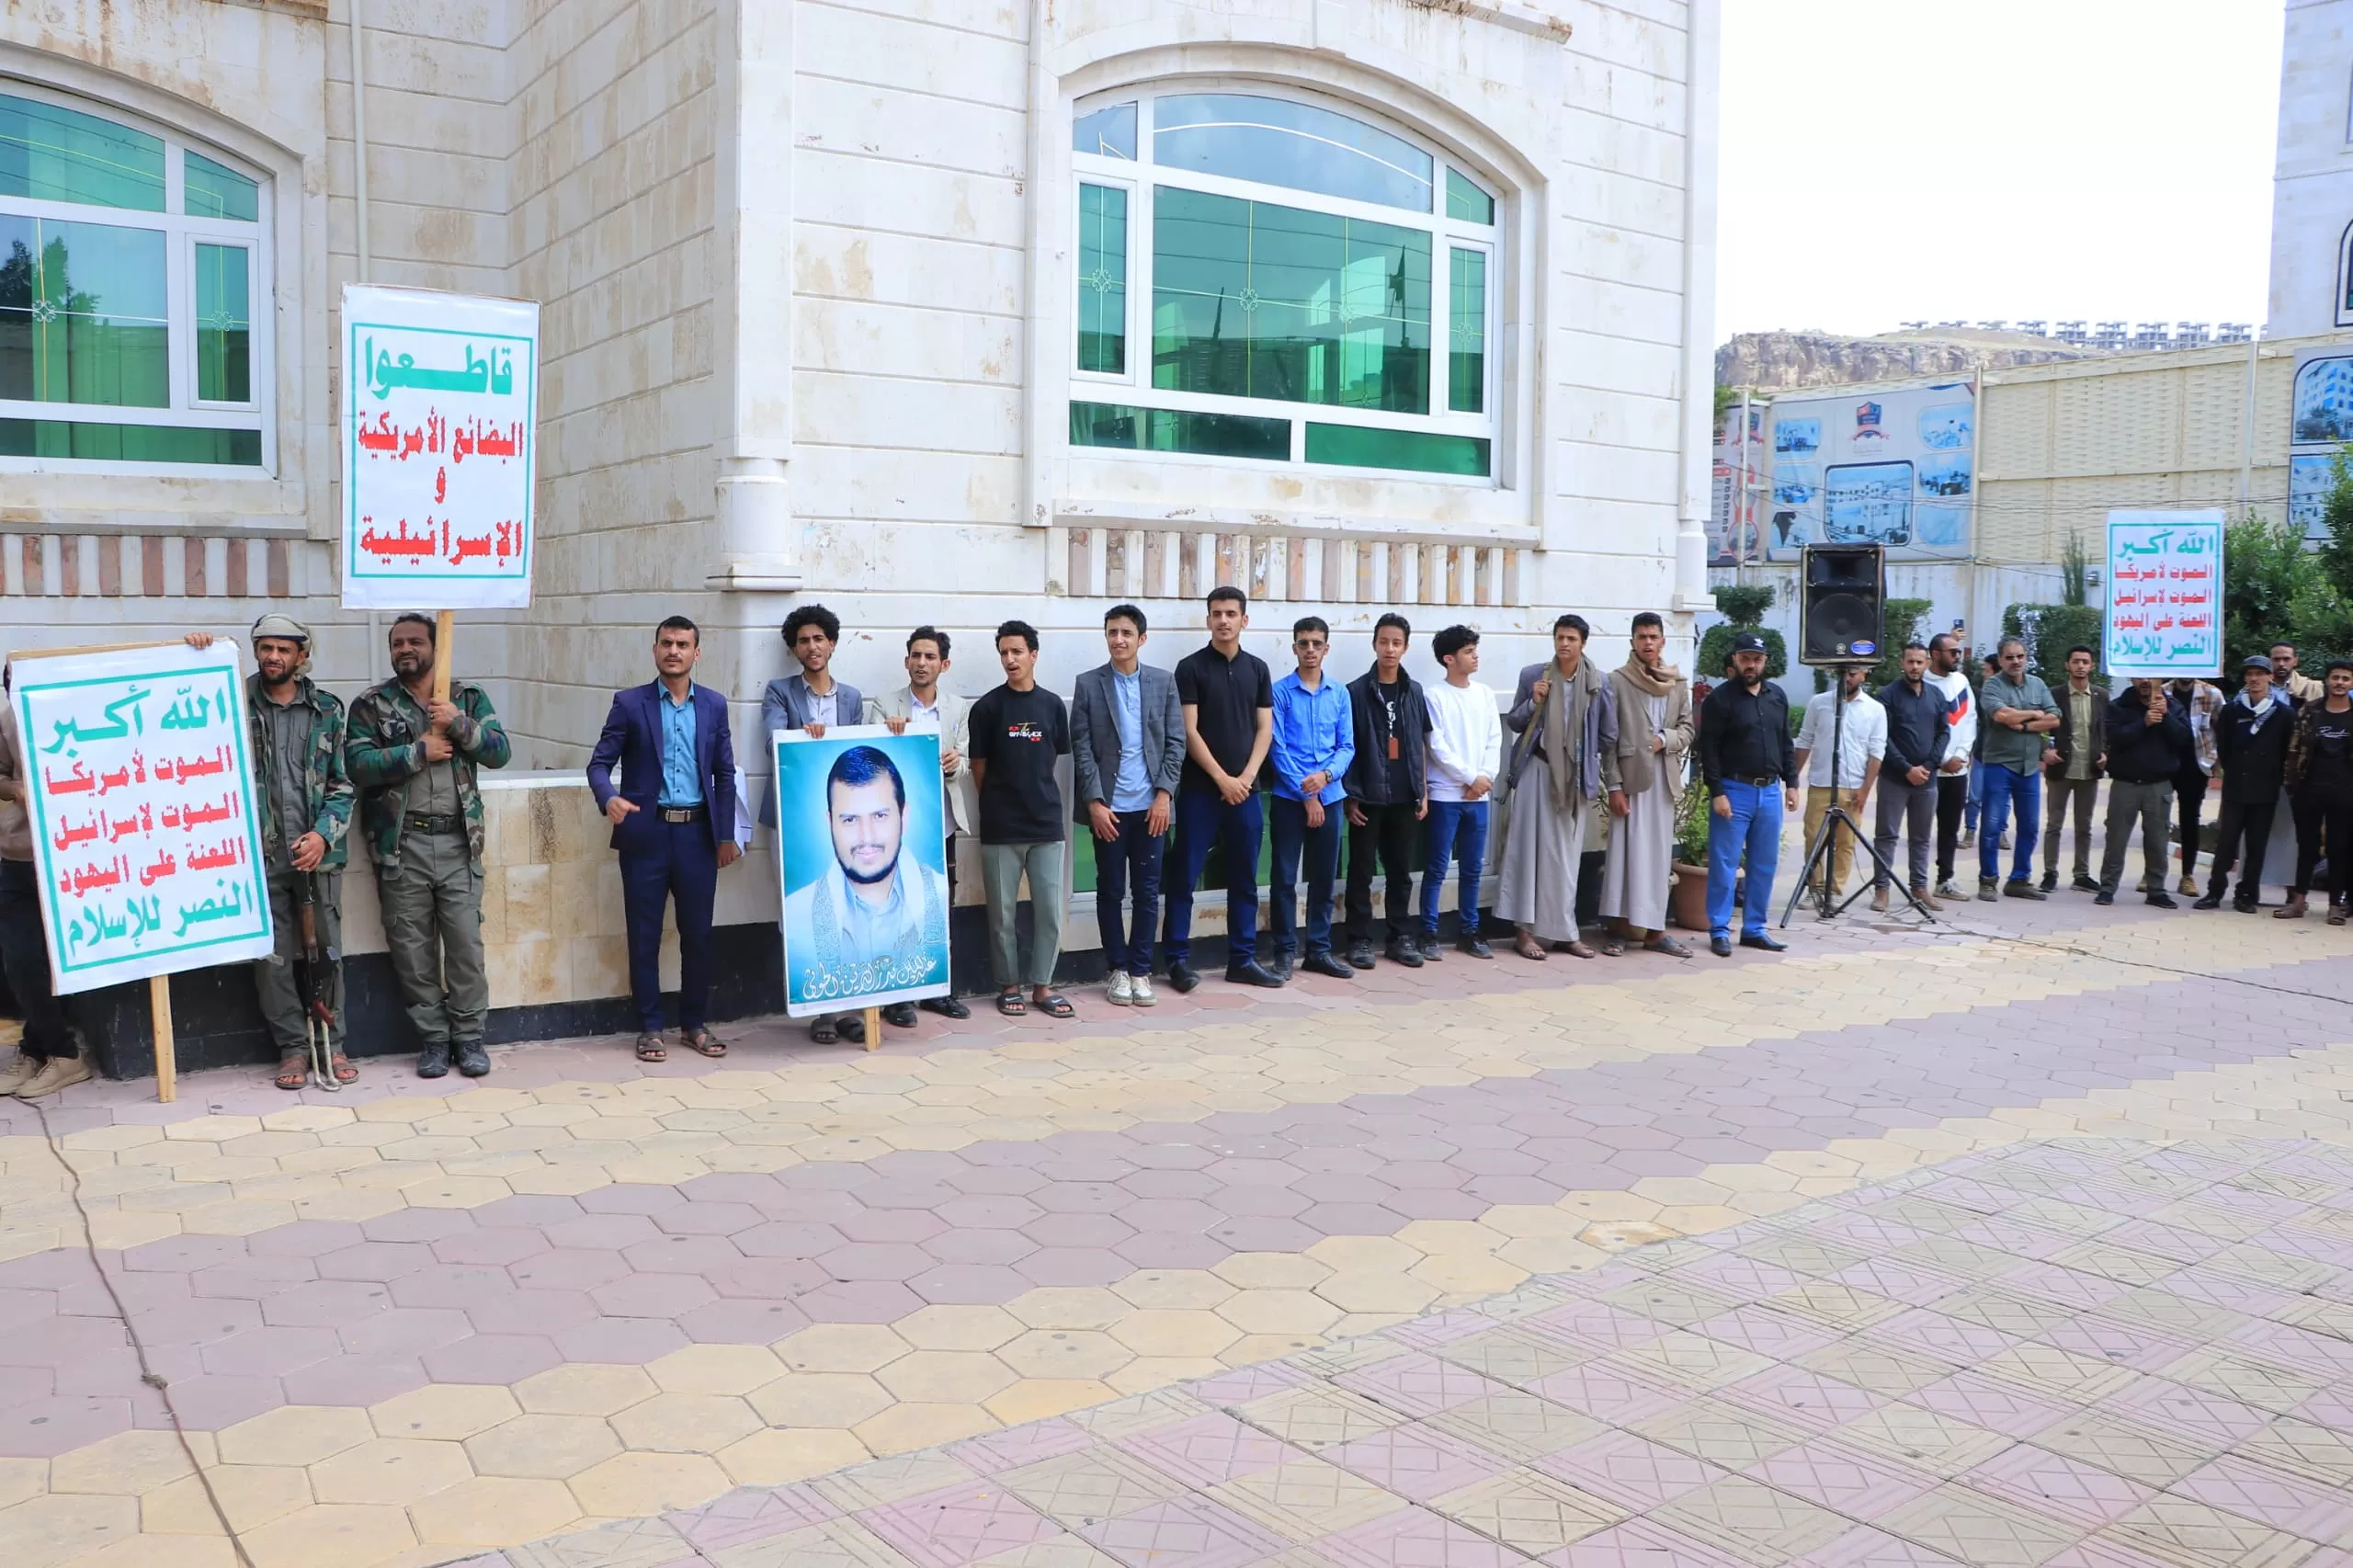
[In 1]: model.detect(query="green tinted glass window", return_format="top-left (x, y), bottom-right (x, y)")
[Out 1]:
top-left (1305, 422), bottom-right (1488, 476)
top-left (1152, 186), bottom-right (1427, 414)
top-left (0, 418), bottom-right (259, 465)
top-left (1449, 248), bottom-right (1485, 415)
top-left (1155, 95), bottom-right (1432, 213)
top-left (0, 216), bottom-right (169, 406)
top-left (1070, 401), bottom-right (1290, 461)
top-left (196, 244), bottom-right (252, 403)
top-left (1445, 168), bottom-right (1494, 225)
top-left (0, 96), bottom-right (164, 211)
top-left (184, 152), bottom-right (259, 222)
top-left (1073, 103), bottom-right (1136, 160)
top-left (1077, 185), bottom-right (1128, 375)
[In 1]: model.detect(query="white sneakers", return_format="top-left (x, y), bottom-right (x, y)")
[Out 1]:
top-left (1108, 971), bottom-right (1133, 1006)
top-left (6, 1054), bottom-right (91, 1098)
top-left (1129, 974), bottom-right (1156, 1007)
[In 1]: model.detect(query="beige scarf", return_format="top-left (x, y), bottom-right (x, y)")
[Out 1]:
top-left (1617, 654), bottom-right (1684, 700)
top-left (1538, 655), bottom-right (1605, 814)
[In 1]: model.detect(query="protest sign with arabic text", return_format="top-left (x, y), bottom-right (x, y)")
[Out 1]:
top-left (342, 284), bottom-right (538, 609)
top-left (10, 642), bottom-right (272, 994)
top-left (2103, 509), bottom-right (2224, 679)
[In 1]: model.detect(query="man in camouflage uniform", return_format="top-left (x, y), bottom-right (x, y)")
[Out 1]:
top-left (347, 614), bottom-right (511, 1079)
top-left (244, 616), bottom-right (358, 1088)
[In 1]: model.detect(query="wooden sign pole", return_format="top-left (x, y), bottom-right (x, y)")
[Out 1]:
top-left (862, 1005), bottom-right (881, 1053)
top-left (150, 974), bottom-right (176, 1103)
top-left (433, 609), bottom-right (456, 702)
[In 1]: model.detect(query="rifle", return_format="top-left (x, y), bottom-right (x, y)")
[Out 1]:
top-left (293, 871), bottom-right (342, 1092)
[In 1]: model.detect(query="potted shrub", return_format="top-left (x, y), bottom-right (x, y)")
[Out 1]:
top-left (1668, 779), bottom-right (1712, 931)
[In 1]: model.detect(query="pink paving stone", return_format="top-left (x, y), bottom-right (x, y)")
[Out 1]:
top-left (421, 1334), bottom-right (565, 1383)
top-left (1536, 1432), bottom-right (1730, 1510)
top-left (201, 1325), bottom-right (345, 1378)
top-left (918, 1229), bottom-right (1040, 1267)
top-left (1323, 1423), bottom-right (1506, 1504)
top-left (1689, 1308), bottom-right (1839, 1360)
top-left (1541, 1517), bottom-right (1753, 1568)
top-left (1793, 1525), bottom-right (1971, 1568)
top-left (1336, 1354), bottom-right (1500, 1418)
top-left (1009, 1248), bottom-right (1131, 1288)
top-left (1017, 1212), bottom-right (1135, 1250)
top-left (0, 1309), bottom-right (131, 1366)
top-left (362, 1207), bottom-right (478, 1243)
top-left (125, 1297), bottom-right (262, 1347)
top-left (834, 1209), bottom-right (949, 1245)
top-left (1962, 1446), bottom-right (2156, 1528)
top-left (119, 1234), bottom-right (248, 1273)
top-left (261, 1278), bottom-right (394, 1326)
top-left (1904, 1375), bottom-right (2075, 1439)
top-left (1317, 1504), bottom-right (1529, 1568)
top-left (552, 1316), bottom-right (689, 1364)
top-left (338, 1306), bottom-right (476, 1359)
top-left (677, 1298), bottom-right (811, 1345)
top-left (2035, 1317), bottom-right (2193, 1373)
top-left (707, 1258), bottom-right (829, 1300)
top-left (0, 1394), bottom-right (133, 1458)
top-left (547, 1213), bottom-right (665, 1251)
top-left (2167, 1454), bottom-right (2353, 1539)
top-left (1386, 1308), bottom-right (1509, 1351)
top-left (1530, 1361), bottom-right (1689, 1426)
top-left (856, 1479), bottom-right (1058, 1568)
top-left (792, 1280), bottom-right (925, 1324)
top-left (672, 1483), bottom-right (836, 1551)
top-left (472, 1195), bottom-right (587, 1229)
top-left (577, 1184), bottom-right (690, 1216)
top-left (470, 1288), bottom-right (600, 1336)
top-left (1188, 1361), bottom-right (1313, 1406)
top-left (189, 1257), bottom-right (321, 1301)
top-left (1115, 1232), bottom-right (1234, 1270)
top-left (2102, 1379), bottom-right (2271, 1446)
top-left (950, 1418), bottom-right (1097, 1477)
top-left (1829, 1260), bottom-right (1973, 1302)
top-left (1522, 1302), bottom-right (1671, 1354)
top-left (1740, 1437), bottom-right (1941, 1519)
top-left (1117, 1413), bottom-right (1295, 1488)
top-left (131, 1373), bottom-right (283, 1432)
top-left (387, 1264), bottom-right (521, 1312)
top-left (815, 1243), bottom-right (937, 1283)
top-left (621, 1235), bottom-right (747, 1276)
top-left (1074, 1495), bottom-right (1285, 1568)
top-left (431, 1227), bottom-right (553, 1267)
top-left (1863, 1310), bottom-right (2020, 1367)
top-left (2295, 1383), bottom-right (2353, 1432)
top-left (1669, 1256), bottom-right (1805, 1302)
top-left (654, 1201), bottom-right (771, 1237)
top-left (316, 1241), bottom-right (435, 1281)
top-left (733, 1222), bottom-right (851, 1260)
top-left (0, 1366), bottom-right (53, 1414)
top-left (508, 1249), bottom-right (633, 1291)
top-left (2098, 1222), bottom-right (2225, 1265)
top-left (244, 1220), bottom-right (369, 1257)
top-left (281, 1357), bottom-right (429, 1408)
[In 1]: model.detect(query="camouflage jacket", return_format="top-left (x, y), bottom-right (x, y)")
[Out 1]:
top-left (246, 674), bottom-right (355, 872)
top-left (345, 677), bottom-right (511, 870)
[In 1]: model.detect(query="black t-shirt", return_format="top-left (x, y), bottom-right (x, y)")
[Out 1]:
top-left (1175, 644), bottom-right (1273, 794)
top-left (969, 685), bottom-right (1070, 845)
top-left (2310, 709), bottom-right (2353, 790)
top-left (1373, 677), bottom-right (1417, 799)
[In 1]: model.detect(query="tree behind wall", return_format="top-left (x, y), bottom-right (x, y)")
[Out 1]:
top-left (1697, 584), bottom-right (1786, 679)
top-left (2225, 509), bottom-right (2350, 681)
top-left (2001, 603), bottom-right (2104, 687)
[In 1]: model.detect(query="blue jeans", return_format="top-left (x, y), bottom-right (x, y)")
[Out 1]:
top-left (1976, 765), bottom-right (2040, 882)
top-left (1421, 799), bottom-right (1489, 937)
top-left (1162, 786), bottom-right (1263, 969)
top-left (1267, 795), bottom-right (1344, 958)
top-left (1706, 780), bottom-right (1782, 939)
top-left (1093, 809), bottom-right (1165, 976)
top-left (1964, 761), bottom-right (1987, 832)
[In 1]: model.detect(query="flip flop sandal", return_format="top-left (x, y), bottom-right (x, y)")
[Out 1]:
top-left (810, 1016), bottom-right (840, 1045)
top-left (683, 1029), bottom-right (727, 1058)
top-left (840, 1016), bottom-right (867, 1045)
top-left (996, 990), bottom-right (1029, 1017)
top-left (635, 1034), bottom-right (668, 1062)
top-left (276, 1053), bottom-right (309, 1091)
top-left (1036, 993), bottom-right (1076, 1020)
top-left (1562, 941), bottom-right (1598, 959)
top-left (1645, 937), bottom-right (1693, 958)
top-left (1598, 937), bottom-right (1627, 957)
top-left (329, 1053), bottom-right (358, 1085)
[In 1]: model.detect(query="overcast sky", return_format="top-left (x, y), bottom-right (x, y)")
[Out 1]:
top-left (1716, 0), bottom-right (2283, 341)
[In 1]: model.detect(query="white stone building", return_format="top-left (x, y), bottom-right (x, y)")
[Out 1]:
top-left (2271, 0), bottom-right (2353, 336)
top-left (1, 0), bottom-right (1719, 766)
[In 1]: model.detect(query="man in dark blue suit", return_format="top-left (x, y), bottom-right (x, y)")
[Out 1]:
top-left (588, 616), bottom-right (742, 1062)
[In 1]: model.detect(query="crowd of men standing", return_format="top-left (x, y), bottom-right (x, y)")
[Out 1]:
top-left (3, 600), bottom-right (2343, 1097)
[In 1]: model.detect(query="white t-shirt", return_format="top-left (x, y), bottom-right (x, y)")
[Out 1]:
top-left (1424, 679), bottom-right (1503, 802)
top-left (1796, 690), bottom-right (1887, 790)
top-left (1928, 669), bottom-right (1976, 765)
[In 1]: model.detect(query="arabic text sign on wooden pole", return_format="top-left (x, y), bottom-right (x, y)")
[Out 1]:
top-left (10, 641), bottom-right (275, 1101)
top-left (2103, 509), bottom-right (2226, 680)
top-left (341, 284), bottom-right (538, 612)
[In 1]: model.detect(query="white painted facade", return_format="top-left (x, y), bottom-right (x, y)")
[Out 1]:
top-left (2270, 0), bottom-right (2353, 337)
top-left (0, 0), bottom-right (1717, 784)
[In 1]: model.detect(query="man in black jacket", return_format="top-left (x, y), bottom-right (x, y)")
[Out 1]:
top-left (1343, 613), bottom-right (1432, 969)
top-left (2096, 679), bottom-right (2193, 908)
top-left (2196, 654), bottom-right (2298, 912)
top-left (1699, 634), bottom-right (1798, 957)
top-left (2040, 645), bottom-right (2106, 893)
top-left (1873, 643), bottom-right (1951, 911)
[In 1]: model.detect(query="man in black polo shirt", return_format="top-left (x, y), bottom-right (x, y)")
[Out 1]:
top-left (1161, 586), bottom-right (1282, 992)
top-left (1699, 633), bottom-right (1797, 958)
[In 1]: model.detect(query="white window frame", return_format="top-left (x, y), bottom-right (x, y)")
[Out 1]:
top-left (1070, 85), bottom-right (1501, 483)
top-left (1071, 173), bottom-right (1138, 388)
top-left (2337, 218), bottom-right (2353, 329)
top-left (0, 81), bottom-right (275, 476)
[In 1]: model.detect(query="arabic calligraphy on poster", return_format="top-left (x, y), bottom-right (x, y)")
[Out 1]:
top-left (2103, 510), bottom-right (2224, 680)
top-left (342, 284), bottom-right (538, 610)
top-left (10, 642), bottom-right (272, 994)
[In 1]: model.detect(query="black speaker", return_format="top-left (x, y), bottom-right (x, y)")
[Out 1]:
top-left (1799, 544), bottom-right (1885, 665)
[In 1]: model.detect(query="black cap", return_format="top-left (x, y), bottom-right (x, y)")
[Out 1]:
top-left (2242, 653), bottom-right (2273, 672)
top-left (1730, 631), bottom-right (1768, 654)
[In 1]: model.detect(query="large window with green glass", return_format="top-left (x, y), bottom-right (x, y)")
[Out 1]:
top-left (0, 89), bottom-right (268, 469)
top-left (1070, 88), bottom-right (1498, 481)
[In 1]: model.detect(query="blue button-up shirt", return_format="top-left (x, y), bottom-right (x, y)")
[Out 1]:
top-left (1270, 671), bottom-right (1354, 804)
top-left (658, 683), bottom-right (703, 806)
top-left (1110, 668), bottom-right (1154, 812)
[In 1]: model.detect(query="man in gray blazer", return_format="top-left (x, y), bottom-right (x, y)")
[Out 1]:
top-left (1071, 604), bottom-right (1186, 1006)
top-left (865, 625), bottom-right (975, 1022)
top-left (758, 603), bottom-right (865, 1043)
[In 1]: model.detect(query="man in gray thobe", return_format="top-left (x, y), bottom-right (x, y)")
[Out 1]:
top-left (1497, 613), bottom-right (1618, 960)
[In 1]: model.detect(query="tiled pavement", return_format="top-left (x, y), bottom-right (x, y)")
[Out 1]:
top-left (2, 883), bottom-right (2351, 1568)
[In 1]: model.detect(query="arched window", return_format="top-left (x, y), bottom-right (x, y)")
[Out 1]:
top-left (2337, 218), bottom-right (2353, 329)
top-left (1068, 88), bottom-right (1498, 480)
top-left (0, 87), bottom-right (269, 470)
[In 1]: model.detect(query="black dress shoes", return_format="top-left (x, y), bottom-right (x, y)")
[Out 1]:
top-left (882, 1002), bottom-right (918, 1027)
top-left (921, 994), bottom-right (972, 1019)
top-left (1302, 951), bottom-right (1355, 980)
top-left (1225, 960), bottom-right (1286, 988)
top-left (1346, 939), bottom-right (1377, 971)
top-left (1710, 935), bottom-right (1733, 957)
top-left (1738, 931), bottom-right (1788, 952)
top-left (1165, 962), bottom-right (1201, 994)
top-left (417, 1043), bottom-right (450, 1079)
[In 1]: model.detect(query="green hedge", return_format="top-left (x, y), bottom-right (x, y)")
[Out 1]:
top-left (2001, 603), bottom-right (2104, 687)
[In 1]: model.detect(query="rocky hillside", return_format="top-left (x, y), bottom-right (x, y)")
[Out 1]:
top-left (1716, 328), bottom-right (2106, 392)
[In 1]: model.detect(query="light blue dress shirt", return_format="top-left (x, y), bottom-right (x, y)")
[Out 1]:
top-left (1269, 672), bottom-right (1355, 804)
top-left (1109, 668), bottom-right (1154, 812)
top-left (658, 683), bottom-right (703, 806)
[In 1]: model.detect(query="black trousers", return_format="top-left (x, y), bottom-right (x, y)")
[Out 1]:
top-left (2208, 800), bottom-right (2279, 903)
top-left (1344, 801), bottom-right (1419, 945)
top-left (2172, 764), bottom-right (2211, 881)
top-left (0, 858), bottom-right (76, 1060)
top-left (1935, 772), bottom-right (1969, 883)
top-left (2292, 786), bottom-right (2353, 902)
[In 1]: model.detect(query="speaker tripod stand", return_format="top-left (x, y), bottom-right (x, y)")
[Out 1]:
top-left (1779, 666), bottom-right (1938, 926)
